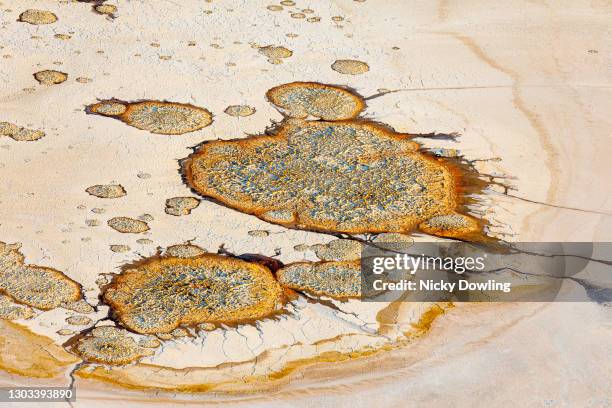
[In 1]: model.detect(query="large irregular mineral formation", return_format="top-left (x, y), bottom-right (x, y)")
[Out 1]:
top-left (104, 254), bottom-right (284, 334)
top-left (183, 82), bottom-right (484, 240)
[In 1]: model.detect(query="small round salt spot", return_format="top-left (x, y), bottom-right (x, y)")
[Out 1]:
top-left (18, 9), bottom-right (57, 25)
top-left (66, 315), bottom-right (92, 326)
top-left (248, 230), bottom-right (270, 238)
top-left (331, 59), bottom-right (370, 75)
top-left (224, 105), bottom-right (256, 117)
top-left (110, 245), bottom-right (130, 253)
top-left (33, 70), bottom-right (67, 85)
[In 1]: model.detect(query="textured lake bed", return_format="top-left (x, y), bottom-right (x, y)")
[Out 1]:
top-left (0, 0), bottom-right (610, 406)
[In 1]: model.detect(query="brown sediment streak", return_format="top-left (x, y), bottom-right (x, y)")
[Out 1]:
top-left (447, 33), bottom-right (560, 231)
top-left (310, 332), bottom-right (380, 347)
top-left (0, 320), bottom-right (81, 378)
top-left (438, 0), bottom-right (449, 21)
top-left (75, 303), bottom-right (450, 392)
top-left (375, 290), bottom-right (448, 337)
top-left (376, 301), bottom-right (403, 336)
top-left (409, 303), bottom-right (450, 333)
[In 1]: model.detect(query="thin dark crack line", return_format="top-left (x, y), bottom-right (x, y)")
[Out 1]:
top-left (503, 246), bottom-right (612, 266)
top-left (495, 191), bottom-right (611, 216)
top-left (478, 266), bottom-right (594, 279)
top-left (364, 84), bottom-right (612, 100)
top-left (65, 361), bottom-right (85, 408)
top-left (472, 267), bottom-right (611, 298)
top-left (364, 86), bottom-right (519, 100)
top-left (467, 267), bottom-right (611, 302)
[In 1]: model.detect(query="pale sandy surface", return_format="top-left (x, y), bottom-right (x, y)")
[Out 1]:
top-left (0, 0), bottom-right (611, 407)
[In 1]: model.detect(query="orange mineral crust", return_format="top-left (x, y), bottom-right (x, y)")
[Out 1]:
top-left (86, 99), bottom-right (213, 135)
top-left (266, 82), bottom-right (365, 120)
top-left (184, 82), bottom-right (485, 239)
top-left (73, 326), bottom-right (155, 365)
top-left (0, 320), bottom-right (80, 378)
top-left (103, 254), bottom-right (284, 334)
top-left (0, 242), bottom-right (82, 310)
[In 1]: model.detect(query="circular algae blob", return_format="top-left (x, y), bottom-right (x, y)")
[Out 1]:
top-left (87, 100), bottom-right (213, 135)
top-left (110, 245), bottom-right (131, 253)
top-left (224, 105), bottom-right (256, 117)
top-left (163, 244), bottom-right (206, 258)
top-left (258, 45), bottom-right (293, 59)
top-left (331, 59), bottom-right (370, 75)
top-left (277, 261), bottom-right (361, 299)
top-left (94, 4), bottom-right (117, 16)
top-left (86, 184), bottom-right (126, 199)
top-left (34, 70), bottom-right (67, 85)
top-left (248, 230), bottom-right (270, 238)
top-left (103, 254), bottom-right (284, 334)
top-left (18, 9), bottom-right (57, 25)
top-left (75, 327), bottom-right (154, 365)
top-left (66, 315), bottom-right (92, 326)
top-left (107, 217), bottom-right (149, 234)
top-left (164, 196), bottom-right (200, 216)
top-left (266, 82), bottom-right (365, 120)
top-left (122, 101), bottom-right (213, 135)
